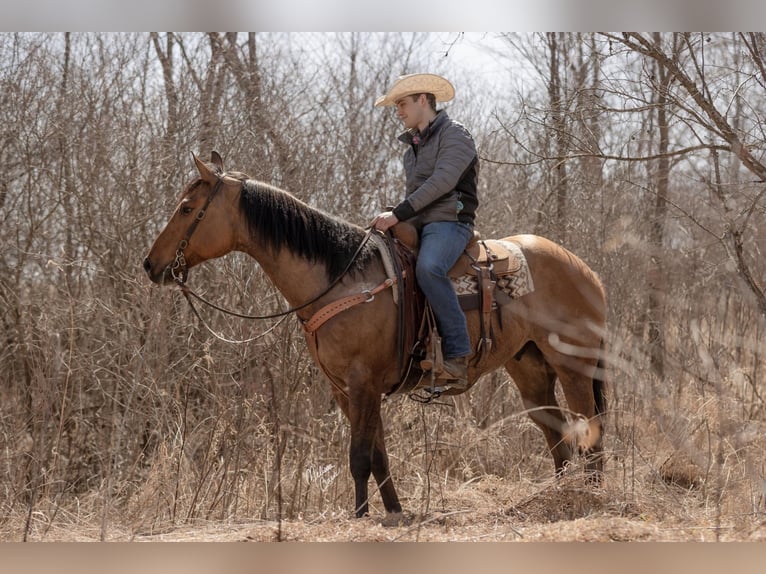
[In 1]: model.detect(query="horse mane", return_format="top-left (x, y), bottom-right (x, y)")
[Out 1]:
top-left (238, 179), bottom-right (376, 280)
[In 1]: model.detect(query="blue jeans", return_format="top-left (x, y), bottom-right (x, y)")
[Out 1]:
top-left (416, 221), bottom-right (474, 359)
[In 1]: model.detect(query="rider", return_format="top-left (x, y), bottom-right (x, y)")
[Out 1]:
top-left (371, 73), bottom-right (479, 390)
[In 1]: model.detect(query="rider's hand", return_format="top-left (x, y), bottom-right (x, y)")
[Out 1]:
top-left (370, 211), bottom-right (399, 232)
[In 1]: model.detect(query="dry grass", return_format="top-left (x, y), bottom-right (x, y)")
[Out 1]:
top-left (3, 348), bottom-right (765, 542)
top-left (7, 469), bottom-right (765, 542)
top-left (2, 291), bottom-right (764, 542)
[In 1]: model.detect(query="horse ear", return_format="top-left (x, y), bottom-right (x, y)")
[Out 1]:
top-left (210, 150), bottom-right (224, 172)
top-left (192, 152), bottom-right (217, 183)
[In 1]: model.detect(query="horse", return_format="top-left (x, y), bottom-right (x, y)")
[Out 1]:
top-left (143, 151), bottom-right (608, 521)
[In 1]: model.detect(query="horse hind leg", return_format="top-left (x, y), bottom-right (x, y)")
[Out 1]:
top-left (543, 339), bottom-right (606, 477)
top-left (505, 342), bottom-right (572, 475)
top-left (588, 347), bottom-right (608, 475)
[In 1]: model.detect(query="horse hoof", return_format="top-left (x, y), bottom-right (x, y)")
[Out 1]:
top-left (379, 511), bottom-right (410, 528)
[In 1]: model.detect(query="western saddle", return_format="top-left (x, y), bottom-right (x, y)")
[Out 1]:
top-left (381, 222), bottom-right (521, 395)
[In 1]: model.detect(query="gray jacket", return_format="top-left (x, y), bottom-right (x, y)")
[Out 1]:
top-left (392, 110), bottom-right (479, 228)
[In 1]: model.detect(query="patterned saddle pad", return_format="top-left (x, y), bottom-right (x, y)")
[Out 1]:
top-left (451, 240), bottom-right (535, 300)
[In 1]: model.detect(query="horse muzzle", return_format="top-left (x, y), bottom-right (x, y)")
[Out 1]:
top-left (142, 257), bottom-right (179, 285)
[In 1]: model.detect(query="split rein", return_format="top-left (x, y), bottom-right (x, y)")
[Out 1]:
top-left (170, 177), bottom-right (386, 344)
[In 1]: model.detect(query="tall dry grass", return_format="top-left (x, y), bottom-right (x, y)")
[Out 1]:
top-left (2, 257), bottom-right (764, 541)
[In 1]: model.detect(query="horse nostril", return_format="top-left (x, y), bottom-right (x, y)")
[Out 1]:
top-left (142, 257), bottom-right (152, 273)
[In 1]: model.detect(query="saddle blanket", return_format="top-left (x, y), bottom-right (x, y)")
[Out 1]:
top-left (451, 240), bottom-right (535, 299)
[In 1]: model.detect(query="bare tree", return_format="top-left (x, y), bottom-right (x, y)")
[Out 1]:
top-left (605, 32), bottom-right (766, 318)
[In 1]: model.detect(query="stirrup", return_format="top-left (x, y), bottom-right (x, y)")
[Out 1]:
top-left (409, 386), bottom-right (447, 403)
top-left (439, 379), bottom-right (469, 392)
top-left (410, 381), bottom-right (466, 403)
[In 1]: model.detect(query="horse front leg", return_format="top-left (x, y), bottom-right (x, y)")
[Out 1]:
top-left (331, 378), bottom-right (401, 519)
top-left (371, 414), bottom-right (402, 515)
top-left (347, 382), bottom-right (401, 518)
top-left (347, 396), bottom-right (376, 517)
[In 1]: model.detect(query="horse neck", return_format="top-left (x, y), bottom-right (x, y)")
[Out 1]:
top-left (239, 239), bottom-right (331, 310)
top-left (233, 181), bottom-right (373, 312)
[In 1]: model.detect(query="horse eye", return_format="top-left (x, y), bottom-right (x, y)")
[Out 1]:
top-left (180, 205), bottom-right (194, 215)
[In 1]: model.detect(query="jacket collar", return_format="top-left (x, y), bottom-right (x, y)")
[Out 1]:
top-left (398, 109), bottom-right (449, 145)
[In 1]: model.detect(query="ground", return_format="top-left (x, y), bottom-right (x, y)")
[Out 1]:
top-left (12, 472), bottom-right (766, 542)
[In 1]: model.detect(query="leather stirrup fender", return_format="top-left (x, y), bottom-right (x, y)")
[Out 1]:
top-left (475, 264), bottom-right (496, 364)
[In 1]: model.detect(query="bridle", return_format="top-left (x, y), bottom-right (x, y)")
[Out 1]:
top-left (170, 177), bottom-right (225, 284)
top-left (166, 173), bottom-right (381, 338)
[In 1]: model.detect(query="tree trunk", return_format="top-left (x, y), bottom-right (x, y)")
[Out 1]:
top-left (150, 32), bottom-right (180, 183)
top-left (646, 33), bottom-right (672, 378)
top-left (547, 32), bottom-right (567, 242)
top-left (547, 33), bottom-right (569, 242)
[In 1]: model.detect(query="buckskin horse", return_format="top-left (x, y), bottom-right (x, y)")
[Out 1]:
top-left (143, 152), bottom-right (608, 521)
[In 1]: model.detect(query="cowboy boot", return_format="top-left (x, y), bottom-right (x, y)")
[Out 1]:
top-left (439, 356), bottom-right (469, 390)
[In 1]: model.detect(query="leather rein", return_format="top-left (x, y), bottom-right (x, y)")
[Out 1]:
top-left (170, 176), bottom-right (395, 342)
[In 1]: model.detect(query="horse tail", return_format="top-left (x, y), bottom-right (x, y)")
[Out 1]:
top-left (593, 338), bottom-right (607, 417)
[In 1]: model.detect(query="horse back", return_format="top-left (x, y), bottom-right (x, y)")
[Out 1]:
top-left (501, 234), bottom-right (607, 326)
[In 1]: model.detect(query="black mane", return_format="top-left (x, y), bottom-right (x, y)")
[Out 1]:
top-left (239, 179), bottom-right (376, 280)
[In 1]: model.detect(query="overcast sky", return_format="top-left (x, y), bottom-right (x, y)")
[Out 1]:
top-left (4, 0), bottom-right (766, 31)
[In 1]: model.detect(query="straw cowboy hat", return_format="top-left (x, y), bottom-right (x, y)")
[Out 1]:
top-left (374, 73), bottom-right (455, 107)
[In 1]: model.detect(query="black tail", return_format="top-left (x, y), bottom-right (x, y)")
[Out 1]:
top-left (593, 339), bottom-right (607, 416)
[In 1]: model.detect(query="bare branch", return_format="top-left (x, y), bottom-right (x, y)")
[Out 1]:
top-left (482, 143), bottom-right (733, 167)
top-left (607, 32), bottom-right (766, 182)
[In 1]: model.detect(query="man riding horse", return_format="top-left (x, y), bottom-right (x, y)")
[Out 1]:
top-left (371, 73), bottom-right (479, 391)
